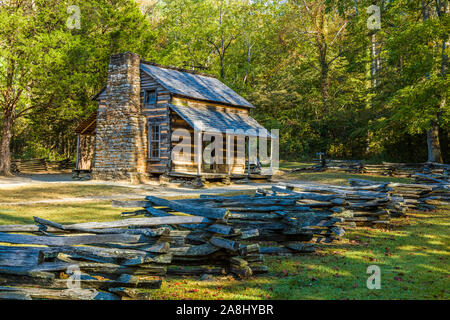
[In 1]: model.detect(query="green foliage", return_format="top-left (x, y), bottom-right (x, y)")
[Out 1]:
top-left (2, 0), bottom-right (158, 160)
top-left (1, 0), bottom-right (448, 162)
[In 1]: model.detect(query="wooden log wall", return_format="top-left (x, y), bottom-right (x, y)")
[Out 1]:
top-left (140, 71), bottom-right (171, 174)
top-left (170, 111), bottom-right (246, 175)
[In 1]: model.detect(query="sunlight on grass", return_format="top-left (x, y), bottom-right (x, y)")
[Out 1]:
top-left (279, 161), bottom-right (315, 169)
top-left (276, 171), bottom-right (413, 185)
top-left (0, 184), bottom-right (139, 203)
top-left (0, 202), bottom-right (126, 225)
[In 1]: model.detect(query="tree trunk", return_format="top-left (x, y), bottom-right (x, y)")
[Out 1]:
top-left (0, 111), bottom-right (14, 176)
top-left (220, 55), bottom-right (225, 79)
top-left (427, 118), bottom-right (443, 163)
top-left (319, 52), bottom-right (329, 111)
top-left (371, 33), bottom-right (381, 88)
top-left (422, 1), bottom-right (443, 163)
top-left (317, 10), bottom-right (329, 112)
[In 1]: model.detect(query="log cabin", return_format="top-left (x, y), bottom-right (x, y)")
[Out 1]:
top-left (74, 52), bottom-right (275, 182)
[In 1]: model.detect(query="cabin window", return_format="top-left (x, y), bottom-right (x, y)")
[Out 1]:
top-left (145, 90), bottom-right (157, 106)
top-left (148, 123), bottom-right (161, 159)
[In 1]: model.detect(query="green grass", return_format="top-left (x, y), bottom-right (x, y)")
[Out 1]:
top-left (0, 201), bottom-right (126, 225)
top-left (278, 160), bottom-right (315, 169)
top-left (276, 171), bottom-right (413, 185)
top-left (0, 185), bottom-right (140, 203)
top-left (0, 174), bottom-right (448, 299)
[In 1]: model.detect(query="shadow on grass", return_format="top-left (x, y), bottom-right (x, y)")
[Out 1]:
top-left (0, 202), bottom-right (124, 225)
top-left (0, 211), bottom-right (34, 225)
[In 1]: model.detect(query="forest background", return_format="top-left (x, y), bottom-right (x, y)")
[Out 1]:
top-left (0, 0), bottom-right (448, 175)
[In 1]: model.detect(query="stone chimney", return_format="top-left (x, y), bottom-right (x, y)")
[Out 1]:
top-left (92, 52), bottom-right (147, 182)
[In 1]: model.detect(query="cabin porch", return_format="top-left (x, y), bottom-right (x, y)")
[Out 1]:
top-left (167, 104), bottom-right (276, 180)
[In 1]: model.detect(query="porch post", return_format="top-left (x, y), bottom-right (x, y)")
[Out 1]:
top-left (270, 137), bottom-right (274, 174)
top-left (247, 136), bottom-right (251, 178)
top-left (227, 134), bottom-right (232, 175)
top-left (76, 134), bottom-right (81, 170)
top-left (196, 131), bottom-right (202, 176)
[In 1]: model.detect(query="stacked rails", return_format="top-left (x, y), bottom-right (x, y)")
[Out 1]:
top-left (116, 193), bottom-right (347, 257)
top-left (413, 172), bottom-right (449, 186)
top-left (275, 183), bottom-right (407, 227)
top-left (291, 159), bottom-right (364, 173)
top-left (115, 197), bottom-right (269, 278)
top-left (290, 160), bottom-right (449, 178)
top-left (379, 162), bottom-right (425, 177)
top-left (11, 158), bottom-right (75, 173)
top-left (318, 160), bottom-right (364, 173)
top-left (0, 214), bottom-right (243, 300)
top-left (11, 158), bottom-right (48, 173)
top-left (349, 178), bottom-right (450, 211)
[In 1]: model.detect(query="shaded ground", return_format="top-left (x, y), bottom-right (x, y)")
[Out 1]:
top-left (0, 178), bottom-right (273, 205)
top-left (0, 173), bottom-right (74, 186)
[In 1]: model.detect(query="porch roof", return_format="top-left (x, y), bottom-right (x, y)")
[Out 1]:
top-left (75, 112), bottom-right (97, 135)
top-left (168, 104), bottom-right (275, 139)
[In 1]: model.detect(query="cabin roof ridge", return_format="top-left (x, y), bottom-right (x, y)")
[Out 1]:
top-left (140, 60), bottom-right (216, 78)
top-left (140, 63), bottom-right (254, 109)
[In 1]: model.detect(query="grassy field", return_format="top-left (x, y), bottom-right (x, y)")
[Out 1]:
top-left (277, 160), bottom-right (414, 185)
top-left (0, 184), bottom-right (140, 204)
top-left (0, 174), bottom-right (448, 300)
top-left (0, 201), bottom-right (124, 225)
top-left (278, 160), bottom-right (315, 169)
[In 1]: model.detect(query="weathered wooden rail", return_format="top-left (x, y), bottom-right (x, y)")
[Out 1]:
top-left (11, 158), bottom-right (75, 173)
top-left (291, 160), bottom-right (449, 178)
top-left (348, 178), bottom-right (449, 211)
top-left (0, 201), bottom-right (267, 300)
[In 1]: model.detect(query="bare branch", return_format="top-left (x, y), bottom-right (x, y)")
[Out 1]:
top-left (330, 21), bottom-right (348, 46)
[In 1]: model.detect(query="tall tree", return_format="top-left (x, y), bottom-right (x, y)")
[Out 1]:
top-left (373, 0), bottom-right (448, 163)
top-left (1, 0), bottom-right (158, 174)
top-left (423, 0), bottom-right (447, 163)
top-left (287, 0), bottom-right (349, 112)
top-left (0, 0), bottom-right (45, 175)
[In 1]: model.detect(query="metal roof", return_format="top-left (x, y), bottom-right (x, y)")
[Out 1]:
top-left (169, 104), bottom-right (275, 138)
top-left (140, 64), bottom-right (254, 108)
